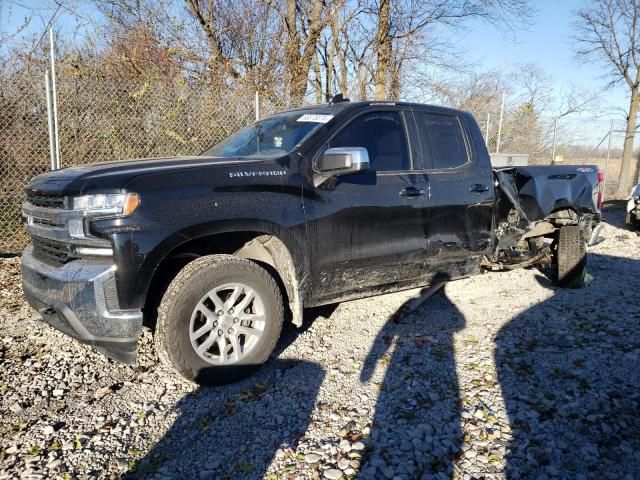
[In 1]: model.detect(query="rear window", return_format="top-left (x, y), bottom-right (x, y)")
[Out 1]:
top-left (414, 112), bottom-right (469, 170)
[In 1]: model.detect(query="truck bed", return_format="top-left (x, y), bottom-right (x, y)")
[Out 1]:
top-left (497, 165), bottom-right (601, 221)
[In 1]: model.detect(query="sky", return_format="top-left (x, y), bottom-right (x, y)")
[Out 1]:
top-left (458, 0), bottom-right (630, 118)
top-left (0, 0), bottom-right (632, 128)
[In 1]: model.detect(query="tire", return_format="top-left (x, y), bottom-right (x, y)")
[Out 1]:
top-left (155, 254), bottom-right (284, 385)
top-left (554, 225), bottom-right (587, 288)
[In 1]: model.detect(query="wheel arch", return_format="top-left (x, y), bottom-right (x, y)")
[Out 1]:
top-left (234, 235), bottom-right (303, 326)
top-left (140, 222), bottom-right (307, 329)
top-left (545, 206), bottom-right (580, 226)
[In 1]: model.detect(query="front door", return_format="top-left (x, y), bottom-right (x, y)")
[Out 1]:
top-left (305, 109), bottom-right (431, 304)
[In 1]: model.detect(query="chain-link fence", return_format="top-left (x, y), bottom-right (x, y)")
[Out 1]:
top-left (0, 69), bottom-right (635, 253)
top-left (56, 79), bottom-right (264, 166)
top-left (0, 76), bottom-right (52, 252)
top-left (0, 73), bottom-right (294, 253)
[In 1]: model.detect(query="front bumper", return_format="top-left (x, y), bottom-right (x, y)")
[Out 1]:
top-left (21, 245), bottom-right (143, 363)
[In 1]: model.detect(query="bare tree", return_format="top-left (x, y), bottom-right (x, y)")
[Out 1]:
top-left (373, 0), bottom-right (391, 99)
top-left (96, 0), bottom-right (286, 94)
top-left (0, 1), bottom-right (34, 48)
top-left (278, 0), bottom-right (326, 103)
top-left (369, 0), bottom-right (533, 101)
top-left (184, 0), bottom-right (241, 82)
top-left (574, 0), bottom-right (640, 196)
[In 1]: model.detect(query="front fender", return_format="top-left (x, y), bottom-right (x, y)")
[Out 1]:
top-left (108, 219), bottom-right (309, 312)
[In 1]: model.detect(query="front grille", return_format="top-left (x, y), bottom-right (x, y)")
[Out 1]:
top-left (26, 192), bottom-right (66, 209)
top-left (32, 237), bottom-right (75, 265)
top-left (32, 217), bottom-right (62, 228)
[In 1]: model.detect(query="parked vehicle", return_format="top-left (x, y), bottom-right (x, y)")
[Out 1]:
top-left (21, 99), bottom-right (603, 385)
top-left (626, 184), bottom-right (640, 229)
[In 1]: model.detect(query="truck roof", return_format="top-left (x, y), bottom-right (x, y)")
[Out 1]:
top-left (288, 101), bottom-right (467, 116)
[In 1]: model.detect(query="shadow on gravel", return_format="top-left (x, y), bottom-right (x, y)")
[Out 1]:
top-left (359, 287), bottom-right (465, 478)
top-left (122, 309), bottom-right (332, 479)
top-left (496, 253), bottom-right (640, 479)
top-left (601, 200), bottom-right (629, 230)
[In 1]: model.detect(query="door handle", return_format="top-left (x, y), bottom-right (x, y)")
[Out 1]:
top-left (399, 186), bottom-right (426, 198)
top-left (469, 184), bottom-right (489, 193)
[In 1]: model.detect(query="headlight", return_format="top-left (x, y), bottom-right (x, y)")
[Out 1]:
top-left (72, 193), bottom-right (140, 216)
top-left (68, 193), bottom-right (140, 239)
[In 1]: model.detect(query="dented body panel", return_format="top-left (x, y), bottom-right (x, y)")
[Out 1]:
top-left (507, 166), bottom-right (601, 219)
top-left (20, 101), bottom-right (602, 363)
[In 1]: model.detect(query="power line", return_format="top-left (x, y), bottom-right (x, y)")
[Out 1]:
top-left (30, 0), bottom-right (63, 54)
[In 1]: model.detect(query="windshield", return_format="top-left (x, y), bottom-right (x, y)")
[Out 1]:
top-left (202, 110), bottom-right (333, 158)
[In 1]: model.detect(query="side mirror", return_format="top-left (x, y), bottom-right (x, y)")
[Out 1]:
top-left (316, 147), bottom-right (370, 176)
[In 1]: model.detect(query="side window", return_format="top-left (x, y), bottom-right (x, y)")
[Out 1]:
top-left (414, 112), bottom-right (469, 170)
top-left (329, 111), bottom-right (409, 171)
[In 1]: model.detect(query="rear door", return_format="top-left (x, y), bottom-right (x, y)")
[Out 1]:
top-left (305, 108), bottom-right (431, 303)
top-left (411, 108), bottom-right (495, 279)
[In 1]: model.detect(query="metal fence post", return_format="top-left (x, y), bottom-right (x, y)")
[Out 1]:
top-left (496, 92), bottom-right (505, 154)
top-left (45, 70), bottom-right (57, 171)
top-left (255, 91), bottom-right (260, 121)
top-left (49, 27), bottom-right (60, 169)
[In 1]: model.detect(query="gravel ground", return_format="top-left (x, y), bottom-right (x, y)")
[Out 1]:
top-left (1, 202), bottom-right (639, 480)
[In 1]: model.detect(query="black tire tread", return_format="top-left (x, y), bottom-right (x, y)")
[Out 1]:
top-left (556, 225), bottom-right (587, 288)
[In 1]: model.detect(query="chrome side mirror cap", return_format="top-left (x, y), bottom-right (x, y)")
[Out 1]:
top-left (314, 147), bottom-right (370, 186)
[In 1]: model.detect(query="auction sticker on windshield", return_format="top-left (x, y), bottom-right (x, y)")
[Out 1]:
top-left (297, 114), bottom-right (334, 123)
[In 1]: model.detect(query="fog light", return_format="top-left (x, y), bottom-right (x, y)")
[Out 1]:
top-left (75, 247), bottom-right (113, 257)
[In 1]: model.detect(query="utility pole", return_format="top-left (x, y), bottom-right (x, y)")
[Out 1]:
top-left (602, 120), bottom-right (614, 201)
top-left (485, 113), bottom-right (490, 150)
top-left (551, 116), bottom-right (558, 164)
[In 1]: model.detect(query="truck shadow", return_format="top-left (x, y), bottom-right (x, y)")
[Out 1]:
top-left (122, 287), bottom-right (466, 479)
top-left (122, 358), bottom-right (325, 479)
top-left (121, 309), bottom-right (331, 479)
top-left (121, 251), bottom-right (638, 479)
top-left (358, 286), bottom-right (465, 478)
top-left (495, 253), bottom-right (640, 478)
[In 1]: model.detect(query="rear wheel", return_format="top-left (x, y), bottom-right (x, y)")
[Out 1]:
top-left (554, 225), bottom-right (587, 288)
top-left (155, 254), bottom-right (284, 385)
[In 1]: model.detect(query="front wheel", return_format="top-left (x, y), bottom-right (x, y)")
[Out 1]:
top-left (554, 225), bottom-right (587, 288)
top-left (155, 254), bottom-right (284, 385)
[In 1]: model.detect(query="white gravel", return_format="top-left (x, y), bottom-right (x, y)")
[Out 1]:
top-left (1, 202), bottom-right (639, 480)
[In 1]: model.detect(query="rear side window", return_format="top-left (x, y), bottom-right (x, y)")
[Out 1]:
top-left (414, 112), bottom-right (469, 170)
top-left (329, 111), bottom-right (409, 171)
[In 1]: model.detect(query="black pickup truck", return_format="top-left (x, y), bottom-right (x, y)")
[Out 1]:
top-left (21, 100), bottom-right (603, 385)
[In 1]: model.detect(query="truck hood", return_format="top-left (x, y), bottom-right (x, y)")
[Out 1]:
top-left (25, 156), bottom-right (264, 196)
